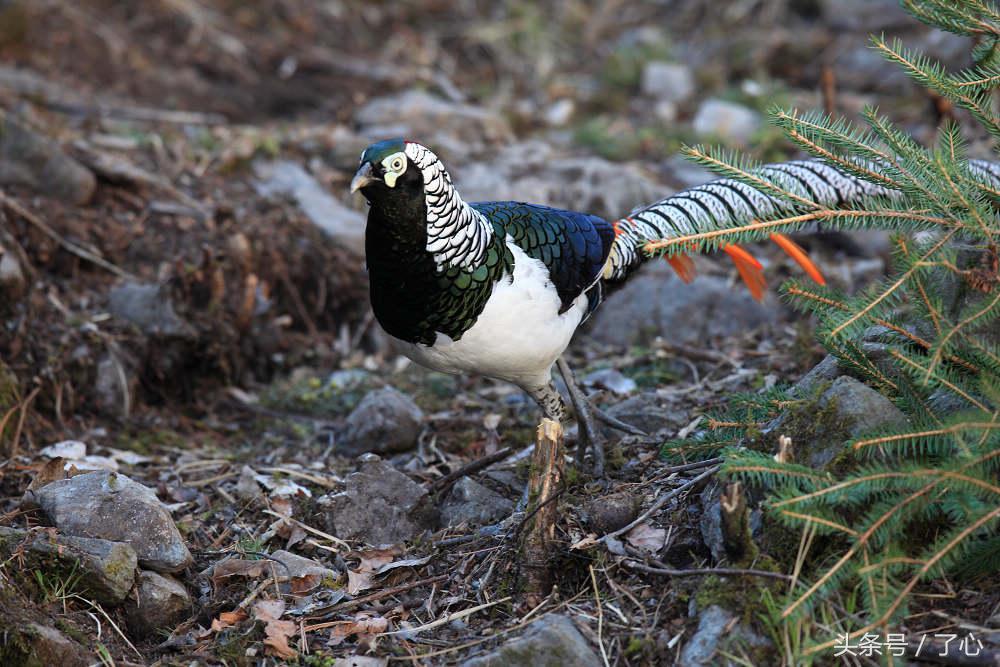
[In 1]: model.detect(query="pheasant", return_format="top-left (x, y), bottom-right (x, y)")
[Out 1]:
top-left (349, 138), bottom-right (1000, 473)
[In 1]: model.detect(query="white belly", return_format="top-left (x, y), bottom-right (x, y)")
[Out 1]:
top-left (397, 241), bottom-right (588, 390)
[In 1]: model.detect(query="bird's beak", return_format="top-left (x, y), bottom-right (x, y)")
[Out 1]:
top-left (350, 162), bottom-right (376, 193)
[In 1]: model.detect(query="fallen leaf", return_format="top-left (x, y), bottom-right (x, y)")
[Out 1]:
top-left (329, 615), bottom-right (389, 646)
top-left (570, 534), bottom-right (599, 551)
top-left (626, 523), bottom-right (667, 554)
top-left (210, 609), bottom-right (249, 632)
top-left (209, 558), bottom-right (266, 587)
top-left (347, 568), bottom-right (374, 596)
top-left (254, 473), bottom-right (312, 498)
top-left (254, 599), bottom-right (297, 660)
top-left (253, 599), bottom-right (286, 621)
top-left (374, 555), bottom-right (432, 576)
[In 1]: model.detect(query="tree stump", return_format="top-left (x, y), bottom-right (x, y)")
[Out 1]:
top-left (521, 418), bottom-right (563, 608)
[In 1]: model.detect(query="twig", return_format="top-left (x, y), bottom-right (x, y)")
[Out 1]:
top-left (599, 465), bottom-right (721, 544)
top-left (261, 510), bottom-right (349, 549)
top-left (589, 565), bottom-right (611, 667)
top-left (68, 595), bottom-right (142, 659)
top-left (624, 559), bottom-right (792, 583)
top-left (379, 596), bottom-right (512, 637)
top-left (304, 574), bottom-right (449, 623)
top-left (0, 193), bottom-right (134, 279)
top-left (430, 447), bottom-right (512, 494)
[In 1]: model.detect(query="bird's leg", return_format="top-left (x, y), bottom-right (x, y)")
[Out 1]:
top-left (556, 357), bottom-right (605, 478)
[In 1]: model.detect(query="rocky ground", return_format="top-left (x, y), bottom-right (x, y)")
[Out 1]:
top-left (1, 1), bottom-right (998, 665)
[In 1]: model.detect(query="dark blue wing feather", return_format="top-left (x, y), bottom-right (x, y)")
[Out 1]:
top-left (470, 202), bottom-right (615, 314)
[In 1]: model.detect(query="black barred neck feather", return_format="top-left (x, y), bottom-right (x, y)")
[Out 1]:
top-left (403, 142), bottom-right (493, 271)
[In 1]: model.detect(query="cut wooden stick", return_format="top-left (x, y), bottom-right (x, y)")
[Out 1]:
top-left (520, 419), bottom-right (564, 608)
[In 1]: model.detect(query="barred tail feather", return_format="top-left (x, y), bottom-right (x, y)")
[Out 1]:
top-left (603, 159), bottom-right (899, 294)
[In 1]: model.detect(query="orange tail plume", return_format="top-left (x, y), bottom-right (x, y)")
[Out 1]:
top-left (770, 233), bottom-right (826, 286)
top-left (666, 254), bottom-right (697, 283)
top-left (723, 244), bottom-right (767, 302)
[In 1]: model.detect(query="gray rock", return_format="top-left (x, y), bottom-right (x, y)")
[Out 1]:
top-left (319, 454), bottom-right (434, 545)
top-left (0, 526), bottom-right (137, 605)
top-left (772, 376), bottom-right (908, 469)
top-left (440, 478), bottom-right (514, 527)
top-left (680, 605), bottom-right (770, 667)
top-left (23, 623), bottom-right (91, 667)
top-left (461, 615), bottom-right (601, 667)
top-left (94, 353), bottom-right (135, 419)
top-left (641, 61), bottom-right (695, 104)
top-left (693, 99), bottom-right (761, 147)
top-left (0, 245), bottom-right (26, 304)
top-left (354, 90), bottom-right (512, 157)
top-left (543, 99), bottom-right (575, 127)
top-left (108, 283), bottom-right (193, 338)
top-left (582, 492), bottom-right (639, 534)
top-left (0, 110), bottom-right (96, 204)
top-left (457, 140), bottom-right (661, 222)
top-left (339, 387), bottom-right (424, 456)
top-left (125, 570), bottom-right (191, 637)
top-left (588, 263), bottom-right (785, 347)
top-left (253, 160), bottom-right (365, 256)
top-left (32, 471), bottom-right (193, 573)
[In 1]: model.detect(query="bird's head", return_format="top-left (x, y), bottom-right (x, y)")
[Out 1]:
top-left (350, 139), bottom-right (426, 206)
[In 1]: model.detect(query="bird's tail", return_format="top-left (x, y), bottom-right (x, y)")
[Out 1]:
top-left (601, 159), bottom-right (899, 299)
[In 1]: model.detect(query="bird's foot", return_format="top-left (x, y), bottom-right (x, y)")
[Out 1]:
top-left (556, 357), bottom-right (606, 477)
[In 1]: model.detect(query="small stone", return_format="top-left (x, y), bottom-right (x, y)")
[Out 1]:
top-left (0, 245), bottom-right (26, 304)
top-left (582, 492), bottom-right (639, 534)
top-left (0, 110), bottom-right (96, 204)
top-left (0, 526), bottom-right (137, 605)
top-left (235, 465), bottom-right (264, 502)
top-left (31, 470), bottom-right (193, 573)
top-left (24, 624), bottom-right (91, 667)
top-left (354, 90), bottom-right (513, 156)
top-left (583, 368), bottom-right (637, 396)
top-left (108, 283), bottom-right (193, 338)
top-left (679, 605), bottom-right (770, 667)
top-left (253, 160), bottom-right (365, 255)
top-left (640, 61), bottom-right (695, 104)
top-left (318, 455), bottom-right (435, 546)
top-left (440, 478), bottom-right (514, 527)
top-left (456, 140), bottom-right (661, 223)
top-left (460, 614), bottom-right (601, 667)
top-left (339, 387), bottom-right (424, 456)
top-left (653, 100), bottom-right (678, 123)
top-left (692, 99), bottom-right (761, 147)
top-left (543, 99), bottom-right (575, 127)
top-left (125, 570), bottom-right (192, 638)
top-left (94, 353), bottom-right (135, 419)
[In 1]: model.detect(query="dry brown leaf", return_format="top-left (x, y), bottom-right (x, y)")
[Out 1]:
top-left (210, 609), bottom-right (249, 632)
top-left (254, 598), bottom-right (297, 659)
top-left (210, 558), bottom-right (266, 586)
top-left (329, 615), bottom-right (389, 646)
top-left (626, 523), bottom-right (667, 554)
top-left (346, 547), bottom-right (401, 595)
top-left (346, 568), bottom-right (374, 596)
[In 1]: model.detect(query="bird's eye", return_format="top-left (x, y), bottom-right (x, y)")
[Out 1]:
top-left (391, 157), bottom-right (404, 171)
